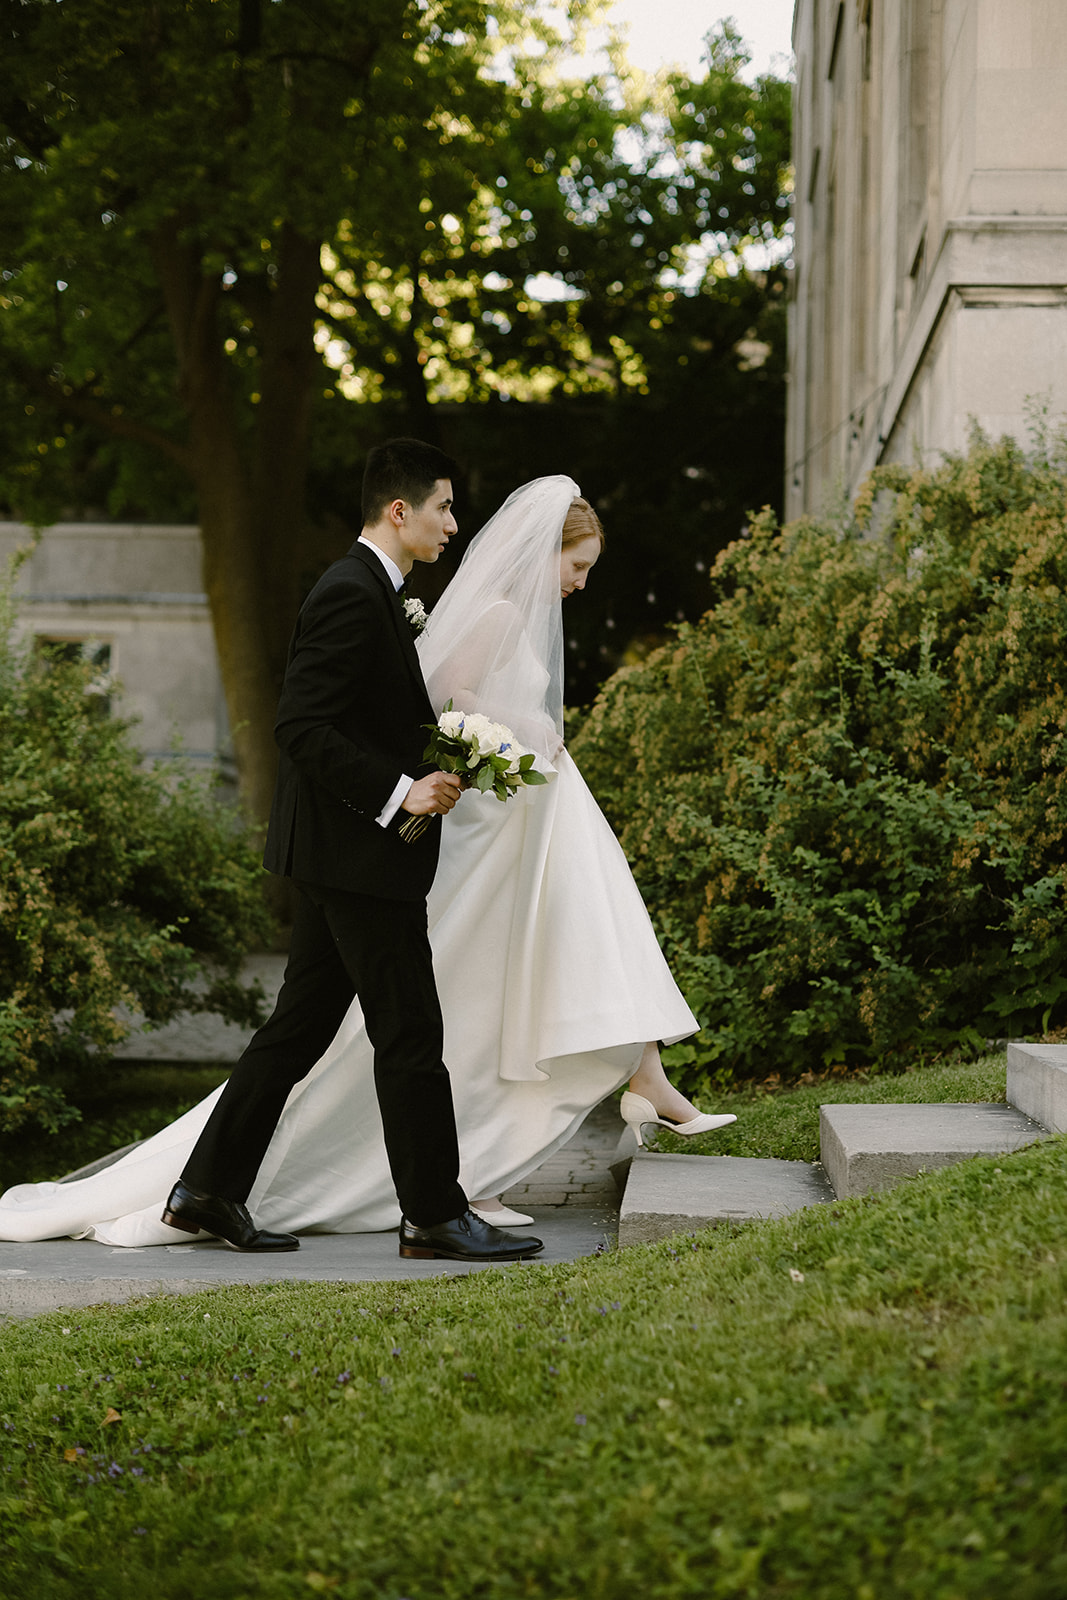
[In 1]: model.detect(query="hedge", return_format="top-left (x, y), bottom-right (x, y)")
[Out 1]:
top-left (0, 568), bottom-right (273, 1135)
top-left (572, 430), bottom-right (1067, 1091)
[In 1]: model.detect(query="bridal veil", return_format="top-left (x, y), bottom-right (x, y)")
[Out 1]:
top-left (417, 475), bottom-right (578, 758)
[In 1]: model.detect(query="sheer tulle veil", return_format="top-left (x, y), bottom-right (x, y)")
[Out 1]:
top-left (416, 475), bottom-right (580, 761)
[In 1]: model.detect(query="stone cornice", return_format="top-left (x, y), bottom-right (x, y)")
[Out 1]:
top-left (860, 216), bottom-right (1067, 481)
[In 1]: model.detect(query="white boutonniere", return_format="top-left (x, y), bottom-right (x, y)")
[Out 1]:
top-left (403, 595), bottom-right (427, 633)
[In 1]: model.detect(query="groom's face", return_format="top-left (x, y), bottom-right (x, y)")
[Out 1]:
top-left (400, 480), bottom-right (457, 566)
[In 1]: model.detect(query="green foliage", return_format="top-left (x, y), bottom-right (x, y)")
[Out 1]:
top-left (573, 431), bottom-right (1067, 1085)
top-left (0, 578), bottom-right (272, 1135)
top-left (1, 1135), bottom-right (1066, 1597)
top-left (0, 1064), bottom-right (229, 1188)
top-left (0, 2), bottom-right (792, 704)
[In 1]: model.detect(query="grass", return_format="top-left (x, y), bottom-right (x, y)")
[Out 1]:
top-left (0, 1063), bottom-right (229, 1187)
top-left (652, 1051), bottom-right (1010, 1160)
top-left (2, 1122), bottom-right (1065, 1596)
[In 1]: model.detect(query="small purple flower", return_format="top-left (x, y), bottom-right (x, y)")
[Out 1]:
top-left (108, 1462), bottom-right (124, 1478)
top-left (130, 1467), bottom-right (144, 1478)
top-left (336, 1371), bottom-right (351, 1387)
top-left (574, 1414), bottom-right (587, 1426)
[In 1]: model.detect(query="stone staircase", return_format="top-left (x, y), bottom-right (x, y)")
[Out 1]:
top-left (616, 1042), bottom-right (1066, 1246)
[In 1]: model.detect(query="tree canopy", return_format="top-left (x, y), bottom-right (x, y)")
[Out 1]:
top-left (0, 0), bottom-right (792, 817)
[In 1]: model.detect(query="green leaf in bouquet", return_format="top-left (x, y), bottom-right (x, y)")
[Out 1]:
top-left (475, 763), bottom-right (495, 793)
top-left (522, 770), bottom-right (549, 786)
top-left (518, 752), bottom-right (537, 772)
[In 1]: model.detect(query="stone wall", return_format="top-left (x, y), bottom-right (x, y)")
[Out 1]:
top-left (787, 0), bottom-right (1067, 520)
top-left (0, 521), bottom-right (231, 781)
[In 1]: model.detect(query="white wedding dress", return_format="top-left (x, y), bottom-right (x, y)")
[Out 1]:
top-left (0, 476), bottom-right (697, 1246)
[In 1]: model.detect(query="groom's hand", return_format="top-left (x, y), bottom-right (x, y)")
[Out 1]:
top-left (401, 771), bottom-right (463, 816)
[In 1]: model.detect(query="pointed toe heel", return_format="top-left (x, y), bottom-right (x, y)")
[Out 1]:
top-left (620, 1090), bottom-right (736, 1142)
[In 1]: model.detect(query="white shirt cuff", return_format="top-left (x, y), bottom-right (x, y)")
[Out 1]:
top-left (377, 774), bottom-right (413, 828)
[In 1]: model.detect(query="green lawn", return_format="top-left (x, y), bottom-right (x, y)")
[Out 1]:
top-left (654, 1051), bottom-right (1010, 1160)
top-left (2, 1106), bottom-right (1064, 1597)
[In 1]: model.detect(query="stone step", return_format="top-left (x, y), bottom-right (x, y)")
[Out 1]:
top-left (1008, 1042), bottom-right (1067, 1134)
top-left (618, 1151), bottom-right (834, 1246)
top-left (819, 1102), bottom-right (1049, 1200)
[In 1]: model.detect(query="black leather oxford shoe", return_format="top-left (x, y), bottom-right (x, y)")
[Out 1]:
top-left (162, 1181), bottom-right (299, 1252)
top-left (399, 1209), bottom-right (543, 1262)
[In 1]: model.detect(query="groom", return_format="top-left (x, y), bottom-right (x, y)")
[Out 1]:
top-left (162, 438), bottom-right (542, 1263)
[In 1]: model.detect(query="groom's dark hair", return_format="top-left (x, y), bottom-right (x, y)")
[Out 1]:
top-left (362, 438), bottom-right (460, 525)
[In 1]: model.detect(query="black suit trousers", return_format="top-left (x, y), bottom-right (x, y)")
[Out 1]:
top-left (180, 883), bottom-right (467, 1228)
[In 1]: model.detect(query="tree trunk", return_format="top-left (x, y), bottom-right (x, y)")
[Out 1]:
top-left (253, 223), bottom-right (324, 687)
top-left (151, 219), bottom-right (281, 829)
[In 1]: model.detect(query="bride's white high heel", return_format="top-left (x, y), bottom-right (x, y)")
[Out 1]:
top-left (470, 1202), bottom-right (535, 1227)
top-left (620, 1091), bottom-right (737, 1148)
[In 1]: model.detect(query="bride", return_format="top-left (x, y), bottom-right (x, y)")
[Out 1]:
top-left (0, 476), bottom-right (733, 1248)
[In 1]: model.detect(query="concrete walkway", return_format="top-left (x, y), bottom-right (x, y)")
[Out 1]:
top-left (0, 1100), bottom-right (623, 1321)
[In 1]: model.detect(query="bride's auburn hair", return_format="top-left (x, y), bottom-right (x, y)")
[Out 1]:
top-left (561, 497), bottom-right (605, 550)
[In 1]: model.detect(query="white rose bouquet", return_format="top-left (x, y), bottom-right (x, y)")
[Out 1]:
top-left (398, 701), bottom-right (549, 843)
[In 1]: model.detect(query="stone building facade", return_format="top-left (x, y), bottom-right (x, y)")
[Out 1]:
top-left (0, 521), bottom-right (233, 783)
top-left (787, 0), bottom-right (1067, 519)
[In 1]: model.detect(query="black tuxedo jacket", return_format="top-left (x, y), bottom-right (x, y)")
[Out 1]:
top-left (262, 541), bottom-right (441, 901)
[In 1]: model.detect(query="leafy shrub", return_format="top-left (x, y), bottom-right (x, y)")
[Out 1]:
top-left (0, 572), bottom-right (274, 1135)
top-left (572, 430), bottom-right (1067, 1090)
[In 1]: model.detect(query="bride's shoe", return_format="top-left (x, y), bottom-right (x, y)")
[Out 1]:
top-left (620, 1091), bottom-right (736, 1148)
top-left (470, 1202), bottom-right (535, 1227)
